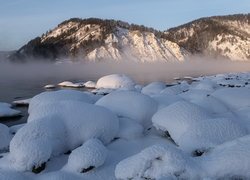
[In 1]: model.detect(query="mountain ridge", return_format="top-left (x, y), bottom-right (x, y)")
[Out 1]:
top-left (10, 14), bottom-right (250, 62)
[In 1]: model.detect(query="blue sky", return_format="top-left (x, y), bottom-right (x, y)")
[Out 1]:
top-left (0, 0), bottom-right (249, 51)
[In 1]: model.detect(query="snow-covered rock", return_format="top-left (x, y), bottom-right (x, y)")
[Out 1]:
top-left (118, 117), bottom-right (144, 140)
top-left (178, 118), bottom-right (247, 153)
top-left (44, 84), bottom-right (56, 89)
top-left (0, 102), bottom-right (21, 118)
top-left (12, 99), bottom-right (31, 106)
top-left (141, 82), bottom-right (166, 96)
top-left (58, 81), bottom-right (84, 88)
top-left (96, 74), bottom-right (135, 90)
top-left (96, 91), bottom-right (158, 128)
top-left (65, 139), bottom-right (107, 173)
top-left (115, 144), bottom-right (199, 179)
top-left (28, 90), bottom-right (96, 113)
top-left (200, 135), bottom-right (250, 178)
top-left (212, 88), bottom-right (250, 110)
top-left (10, 101), bottom-right (119, 171)
top-left (151, 94), bottom-right (183, 109)
top-left (152, 101), bottom-right (212, 143)
top-left (83, 81), bottom-right (96, 88)
top-left (0, 124), bottom-right (12, 151)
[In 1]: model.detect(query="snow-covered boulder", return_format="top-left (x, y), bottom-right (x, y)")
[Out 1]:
top-left (115, 144), bottom-right (199, 179)
top-left (151, 94), bottom-right (183, 109)
top-left (152, 101), bottom-right (212, 143)
top-left (191, 79), bottom-right (217, 91)
top-left (83, 81), bottom-right (96, 88)
top-left (28, 90), bottom-right (96, 113)
top-left (212, 88), bottom-right (250, 110)
top-left (0, 124), bottom-right (12, 151)
top-left (178, 118), bottom-right (247, 153)
top-left (141, 82), bottom-right (166, 96)
top-left (96, 91), bottom-right (158, 127)
top-left (118, 117), bottom-right (144, 140)
top-left (189, 95), bottom-right (230, 115)
top-left (10, 102), bottom-right (119, 171)
top-left (200, 135), bottom-right (250, 178)
top-left (58, 81), bottom-right (84, 88)
top-left (9, 124), bottom-right (25, 135)
top-left (44, 84), bottom-right (56, 89)
top-left (65, 139), bottom-right (107, 173)
top-left (0, 102), bottom-right (21, 118)
top-left (13, 98), bottom-right (31, 106)
top-left (96, 74), bottom-right (135, 90)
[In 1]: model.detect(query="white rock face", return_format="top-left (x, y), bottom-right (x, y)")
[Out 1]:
top-left (96, 74), bottom-right (135, 90)
top-left (96, 90), bottom-right (158, 127)
top-left (65, 139), bottom-right (107, 173)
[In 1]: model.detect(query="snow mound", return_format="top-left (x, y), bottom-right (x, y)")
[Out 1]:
top-left (10, 116), bottom-right (66, 171)
top-left (28, 90), bottom-right (96, 113)
top-left (118, 117), bottom-right (144, 140)
top-left (65, 139), bottom-right (107, 173)
top-left (58, 81), bottom-right (84, 88)
top-left (151, 94), bottom-right (183, 109)
top-left (200, 135), bottom-right (250, 178)
top-left (0, 102), bottom-right (21, 118)
top-left (0, 124), bottom-right (12, 151)
top-left (178, 118), bottom-right (247, 153)
top-left (13, 98), bottom-right (31, 106)
top-left (152, 101), bottom-right (212, 143)
top-left (44, 84), bottom-right (56, 89)
top-left (9, 124), bottom-right (25, 135)
top-left (96, 74), bottom-right (135, 90)
top-left (96, 91), bottom-right (158, 127)
top-left (192, 80), bottom-right (217, 91)
top-left (160, 82), bottom-right (189, 95)
top-left (189, 95), bottom-right (230, 115)
top-left (212, 88), bottom-right (250, 110)
top-left (84, 81), bottom-right (96, 88)
top-left (10, 101), bottom-right (119, 171)
top-left (115, 144), bottom-right (199, 179)
top-left (141, 82), bottom-right (166, 96)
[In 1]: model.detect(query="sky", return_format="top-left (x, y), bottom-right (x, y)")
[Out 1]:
top-left (0, 0), bottom-right (249, 51)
